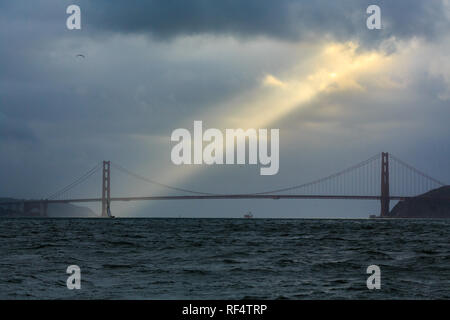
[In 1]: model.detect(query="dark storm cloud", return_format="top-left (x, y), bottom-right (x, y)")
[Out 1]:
top-left (78, 0), bottom-right (449, 46)
top-left (0, 113), bottom-right (37, 143)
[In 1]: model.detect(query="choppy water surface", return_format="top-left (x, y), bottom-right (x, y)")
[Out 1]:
top-left (0, 218), bottom-right (449, 299)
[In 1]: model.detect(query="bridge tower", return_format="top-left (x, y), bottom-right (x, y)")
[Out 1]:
top-left (101, 161), bottom-right (111, 217)
top-left (380, 152), bottom-right (390, 217)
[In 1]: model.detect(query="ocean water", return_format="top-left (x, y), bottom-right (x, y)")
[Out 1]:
top-left (0, 218), bottom-right (449, 299)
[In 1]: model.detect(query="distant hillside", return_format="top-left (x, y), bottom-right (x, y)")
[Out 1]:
top-left (388, 186), bottom-right (450, 218)
top-left (0, 198), bottom-right (98, 218)
top-left (46, 203), bottom-right (98, 217)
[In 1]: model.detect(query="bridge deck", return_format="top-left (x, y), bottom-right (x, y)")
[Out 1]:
top-left (0, 194), bottom-right (415, 205)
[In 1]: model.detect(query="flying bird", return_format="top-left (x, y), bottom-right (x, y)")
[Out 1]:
top-left (76, 54), bottom-right (85, 58)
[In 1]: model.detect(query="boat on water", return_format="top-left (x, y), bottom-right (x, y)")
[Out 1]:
top-left (243, 211), bottom-right (253, 219)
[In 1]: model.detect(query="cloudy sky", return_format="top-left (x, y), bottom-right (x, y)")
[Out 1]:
top-left (1, 0), bottom-right (450, 218)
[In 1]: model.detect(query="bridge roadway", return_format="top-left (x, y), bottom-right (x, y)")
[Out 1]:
top-left (1, 194), bottom-right (415, 205)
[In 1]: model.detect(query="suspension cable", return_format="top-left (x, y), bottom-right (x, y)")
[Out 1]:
top-left (46, 163), bottom-right (101, 200)
top-left (389, 154), bottom-right (446, 186)
top-left (252, 154), bottom-right (381, 195)
top-left (111, 162), bottom-right (218, 195)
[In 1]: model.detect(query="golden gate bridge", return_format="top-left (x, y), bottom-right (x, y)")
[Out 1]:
top-left (1, 152), bottom-right (447, 218)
